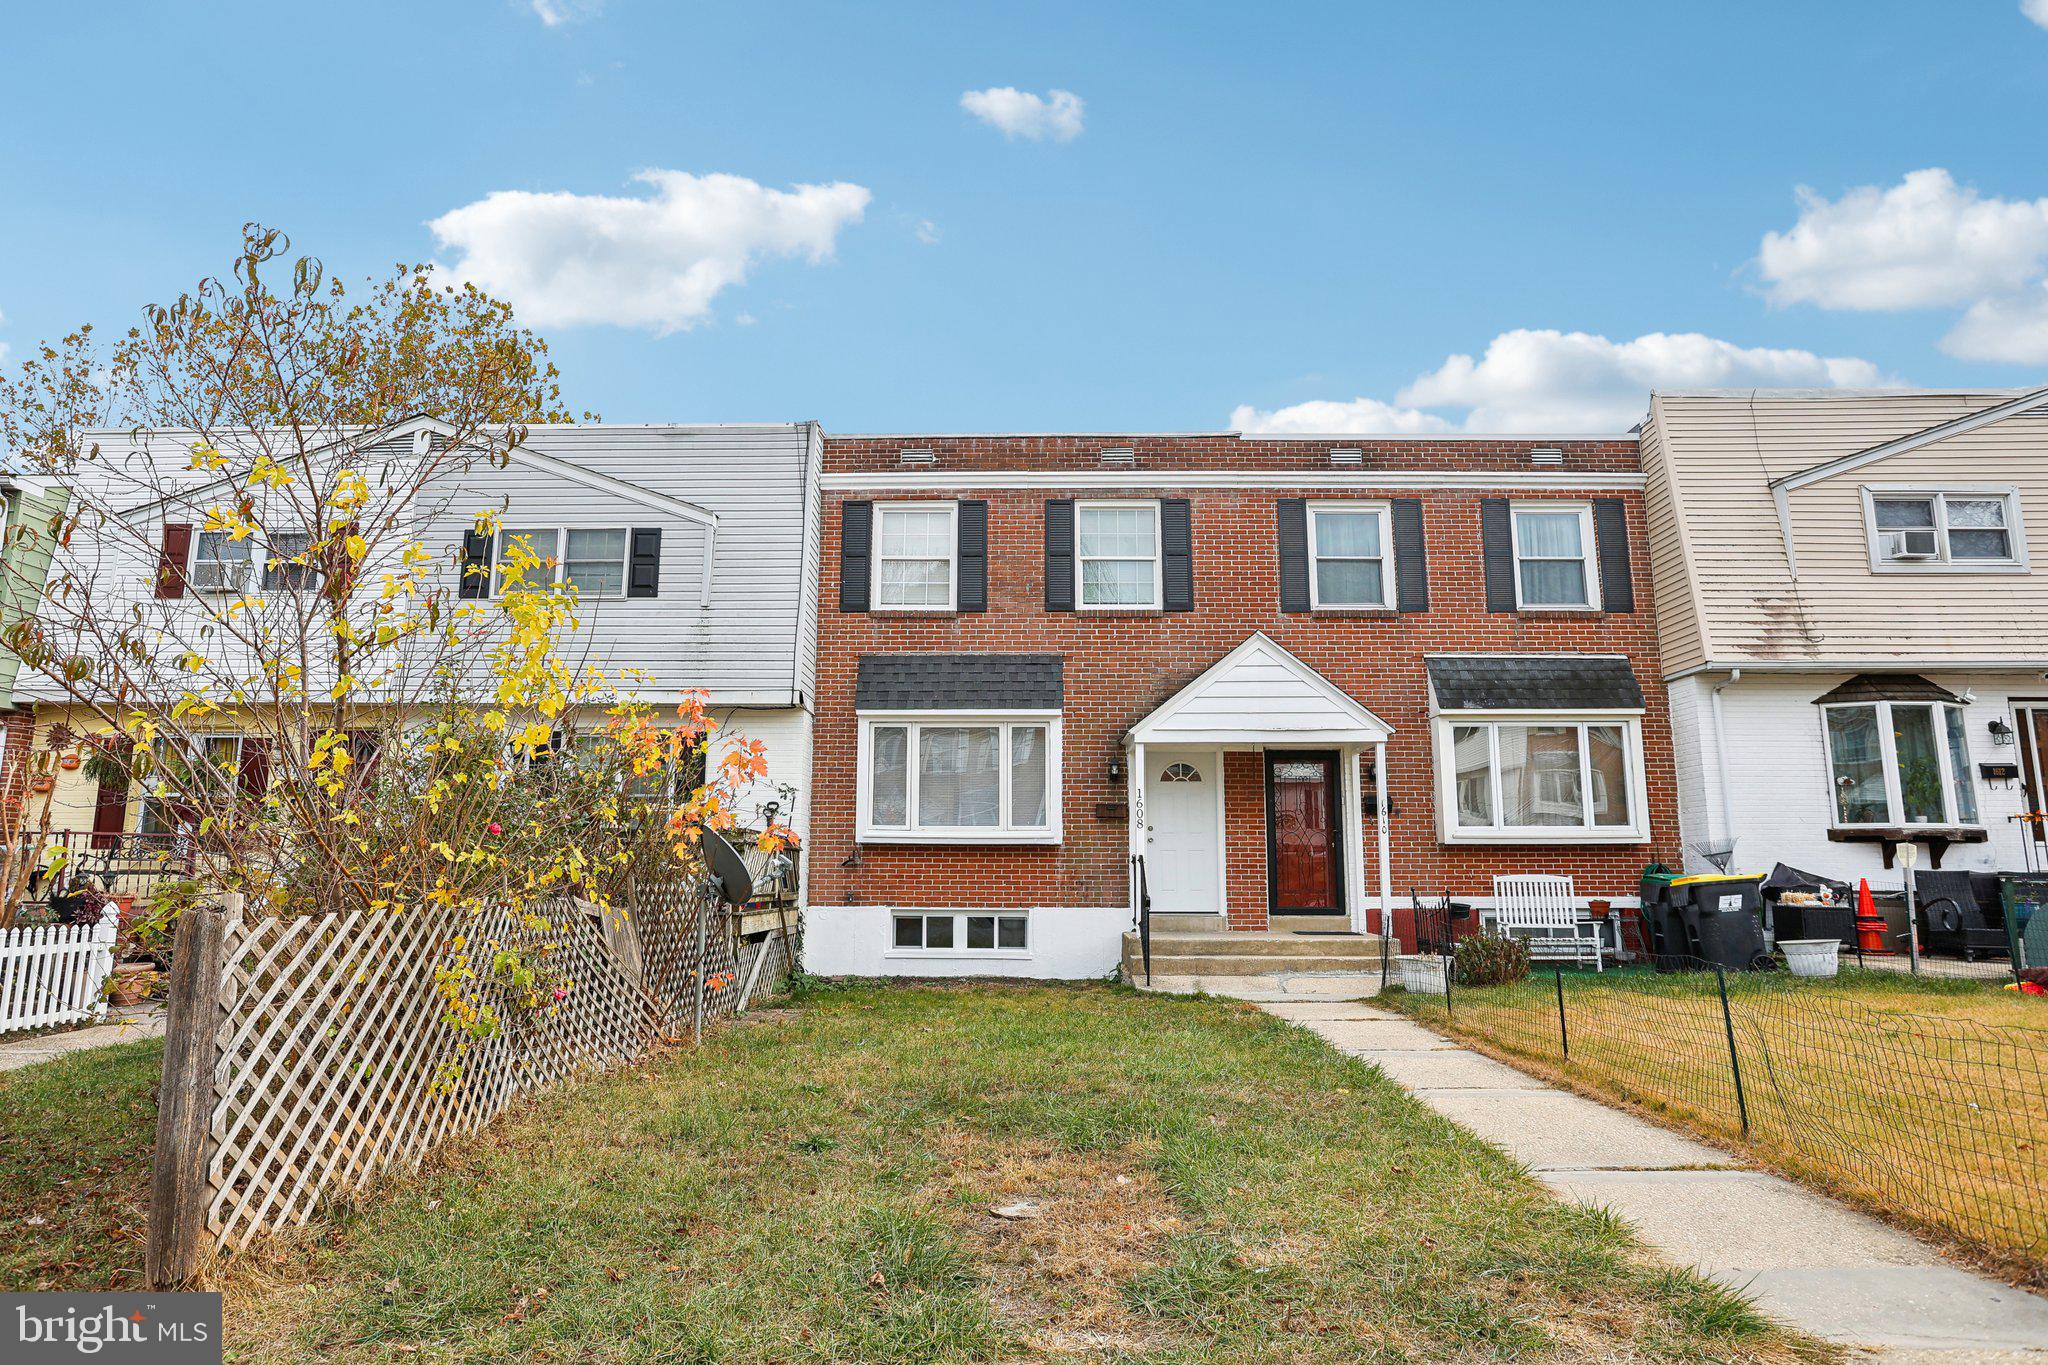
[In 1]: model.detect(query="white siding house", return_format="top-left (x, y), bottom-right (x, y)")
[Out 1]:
top-left (1640, 386), bottom-right (2048, 882)
top-left (20, 420), bottom-right (822, 871)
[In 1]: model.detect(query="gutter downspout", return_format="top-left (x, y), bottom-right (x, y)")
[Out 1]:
top-left (1710, 668), bottom-right (1742, 854)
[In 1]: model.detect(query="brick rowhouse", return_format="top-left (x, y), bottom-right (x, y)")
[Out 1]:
top-left (809, 433), bottom-right (1679, 975)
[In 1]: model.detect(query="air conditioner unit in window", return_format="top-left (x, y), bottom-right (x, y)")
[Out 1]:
top-left (1882, 529), bottom-right (1940, 560)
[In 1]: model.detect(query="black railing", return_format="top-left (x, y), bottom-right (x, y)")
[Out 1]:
top-left (1132, 853), bottom-right (1152, 986)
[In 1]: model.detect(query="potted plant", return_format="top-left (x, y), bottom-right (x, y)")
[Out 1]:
top-left (1586, 898), bottom-right (1612, 920)
top-left (106, 962), bottom-right (162, 1005)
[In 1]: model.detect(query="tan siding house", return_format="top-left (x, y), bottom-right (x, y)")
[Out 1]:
top-left (1639, 386), bottom-right (2048, 885)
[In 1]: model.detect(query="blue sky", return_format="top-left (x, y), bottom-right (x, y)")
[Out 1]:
top-left (4, 1), bottom-right (2048, 433)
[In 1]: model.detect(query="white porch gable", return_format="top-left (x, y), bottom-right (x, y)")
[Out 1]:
top-left (1127, 633), bottom-right (1392, 747)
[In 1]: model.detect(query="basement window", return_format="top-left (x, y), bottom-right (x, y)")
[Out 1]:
top-left (891, 911), bottom-right (1029, 953)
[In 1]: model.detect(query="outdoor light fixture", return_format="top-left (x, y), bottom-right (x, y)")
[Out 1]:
top-left (1107, 756), bottom-right (1127, 783)
top-left (1989, 718), bottom-right (2016, 747)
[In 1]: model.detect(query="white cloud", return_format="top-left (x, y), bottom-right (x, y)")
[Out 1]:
top-left (531, 0), bottom-right (601, 26)
top-left (2025, 0), bottom-right (2048, 30)
top-left (915, 219), bottom-right (941, 246)
top-left (959, 87), bottom-right (1085, 142)
top-left (1757, 168), bottom-right (2048, 310)
top-left (1232, 329), bottom-right (1892, 435)
top-left (1944, 283), bottom-right (2048, 363)
top-left (428, 170), bottom-right (871, 334)
top-left (1228, 397), bottom-right (1454, 435)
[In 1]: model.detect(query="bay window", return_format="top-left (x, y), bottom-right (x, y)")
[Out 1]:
top-left (859, 714), bottom-right (1060, 842)
top-left (1822, 700), bottom-right (1979, 828)
top-left (1437, 716), bottom-right (1646, 841)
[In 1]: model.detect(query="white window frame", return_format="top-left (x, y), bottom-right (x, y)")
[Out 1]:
top-left (1819, 699), bottom-right (1982, 829)
top-left (857, 711), bottom-right (1062, 844)
top-left (1307, 502), bottom-right (1393, 610)
top-left (1431, 711), bottom-right (1649, 844)
top-left (493, 527), bottom-right (632, 599)
top-left (871, 501), bottom-right (958, 613)
top-left (886, 909), bottom-right (1032, 959)
top-left (1075, 499), bottom-right (1162, 611)
top-left (1860, 485), bottom-right (2028, 574)
top-left (1509, 502), bottom-right (1599, 611)
top-left (189, 530), bottom-right (256, 594)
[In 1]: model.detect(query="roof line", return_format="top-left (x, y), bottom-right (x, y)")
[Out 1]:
top-left (1768, 382), bottom-right (2048, 494)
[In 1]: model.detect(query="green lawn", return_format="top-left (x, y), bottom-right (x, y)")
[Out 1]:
top-left (4, 984), bottom-right (1829, 1362)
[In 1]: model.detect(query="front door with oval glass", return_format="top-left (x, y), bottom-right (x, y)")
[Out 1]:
top-left (1145, 750), bottom-right (1221, 917)
top-left (1267, 750), bottom-right (1344, 915)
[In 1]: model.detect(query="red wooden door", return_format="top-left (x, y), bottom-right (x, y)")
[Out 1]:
top-left (1268, 753), bottom-right (1341, 913)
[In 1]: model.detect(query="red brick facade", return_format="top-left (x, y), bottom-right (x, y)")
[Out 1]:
top-left (813, 434), bottom-right (1680, 952)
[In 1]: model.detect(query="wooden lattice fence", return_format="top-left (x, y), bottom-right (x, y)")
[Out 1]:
top-left (145, 869), bottom-right (794, 1286)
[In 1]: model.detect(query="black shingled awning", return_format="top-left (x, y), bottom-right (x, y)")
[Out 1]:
top-left (856, 654), bottom-right (1065, 711)
top-left (1426, 655), bottom-right (1645, 711)
top-left (1811, 674), bottom-right (1962, 706)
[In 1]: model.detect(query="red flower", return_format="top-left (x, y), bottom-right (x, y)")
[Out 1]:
top-left (487, 822), bottom-right (503, 836)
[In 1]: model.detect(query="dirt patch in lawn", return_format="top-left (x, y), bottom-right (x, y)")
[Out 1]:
top-left (934, 1131), bottom-right (1187, 1357)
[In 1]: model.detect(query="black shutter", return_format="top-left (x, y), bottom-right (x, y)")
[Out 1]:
top-left (1593, 498), bottom-right (1635, 613)
top-left (1161, 498), bottom-right (1193, 612)
top-left (627, 527), bottom-right (662, 598)
top-left (458, 529), bottom-right (491, 600)
top-left (1479, 498), bottom-right (1517, 613)
top-left (1044, 499), bottom-right (1075, 611)
top-left (1277, 499), bottom-right (1309, 612)
top-left (957, 500), bottom-right (988, 612)
top-left (839, 501), bottom-right (872, 612)
top-left (1391, 498), bottom-right (1429, 613)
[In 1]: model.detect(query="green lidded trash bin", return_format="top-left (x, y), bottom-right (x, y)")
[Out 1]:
top-left (1638, 864), bottom-right (1683, 968)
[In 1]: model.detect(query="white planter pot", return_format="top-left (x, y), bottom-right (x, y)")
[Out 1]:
top-left (1780, 938), bottom-right (1841, 979)
top-left (1393, 954), bottom-right (1449, 995)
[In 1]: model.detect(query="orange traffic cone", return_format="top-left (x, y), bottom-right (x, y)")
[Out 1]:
top-left (1854, 877), bottom-right (1891, 954)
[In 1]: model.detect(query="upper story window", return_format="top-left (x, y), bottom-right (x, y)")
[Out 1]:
top-left (191, 531), bottom-right (254, 593)
top-left (1864, 488), bottom-right (2025, 572)
top-left (263, 530), bottom-right (317, 592)
top-left (874, 502), bottom-right (958, 610)
top-left (1308, 503), bottom-right (1391, 609)
top-left (498, 527), bottom-right (630, 597)
top-left (859, 714), bottom-right (1060, 844)
top-left (1077, 501), bottom-right (1160, 609)
top-left (1510, 504), bottom-right (1597, 609)
top-left (1822, 700), bottom-right (1979, 828)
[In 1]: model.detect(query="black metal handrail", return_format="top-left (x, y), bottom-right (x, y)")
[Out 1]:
top-left (1132, 853), bottom-right (1152, 985)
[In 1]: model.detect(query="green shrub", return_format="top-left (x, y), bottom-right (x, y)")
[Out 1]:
top-left (1455, 931), bottom-right (1531, 987)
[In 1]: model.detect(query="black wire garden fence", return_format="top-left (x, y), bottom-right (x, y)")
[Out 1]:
top-left (1393, 952), bottom-right (2048, 1278)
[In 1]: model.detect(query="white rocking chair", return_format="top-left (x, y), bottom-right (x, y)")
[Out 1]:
top-left (1491, 874), bottom-right (1603, 971)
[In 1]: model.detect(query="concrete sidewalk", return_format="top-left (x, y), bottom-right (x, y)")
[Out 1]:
top-left (1263, 1000), bottom-right (2048, 1361)
top-left (0, 1003), bottom-right (166, 1072)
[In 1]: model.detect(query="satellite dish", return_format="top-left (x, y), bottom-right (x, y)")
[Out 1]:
top-left (701, 827), bottom-right (755, 907)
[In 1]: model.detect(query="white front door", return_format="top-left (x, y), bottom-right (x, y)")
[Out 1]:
top-left (1145, 749), bottom-right (1222, 916)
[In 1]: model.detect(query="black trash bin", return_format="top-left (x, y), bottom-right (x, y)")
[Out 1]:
top-left (1672, 873), bottom-right (1772, 971)
top-left (1638, 864), bottom-right (1685, 968)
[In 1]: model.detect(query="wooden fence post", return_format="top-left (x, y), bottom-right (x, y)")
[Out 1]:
top-left (146, 897), bottom-right (233, 1289)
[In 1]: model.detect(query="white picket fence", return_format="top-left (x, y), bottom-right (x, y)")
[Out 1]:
top-left (0, 916), bottom-right (118, 1035)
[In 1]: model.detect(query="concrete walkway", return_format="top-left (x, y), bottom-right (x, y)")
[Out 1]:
top-left (1260, 998), bottom-right (2048, 1361)
top-left (0, 1003), bottom-right (166, 1072)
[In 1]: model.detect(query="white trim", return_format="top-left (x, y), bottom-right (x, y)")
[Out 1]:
top-left (1509, 502), bottom-right (1600, 611)
top-left (1817, 698), bottom-right (1983, 830)
top-left (870, 501), bottom-right (959, 612)
top-left (1126, 632), bottom-right (1394, 746)
top-left (1306, 502), bottom-right (1393, 611)
top-left (821, 469), bottom-right (1646, 492)
top-left (1858, 485), bottom-right (2029, 575)
top-left (857, 713), bottom-right (1063, 844)
top-left (1770, 384), bottom-right (2048, 494)
top-left (1075, 499), bottom-right (1162, 611)
top-left (1431, 713), bottom-right (1650, 844)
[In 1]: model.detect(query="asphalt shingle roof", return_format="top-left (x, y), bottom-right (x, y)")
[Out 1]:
top-left (1426, 655), bottom-right (1645, 712)
top-left (856, 654), bottom-right (1065, 711)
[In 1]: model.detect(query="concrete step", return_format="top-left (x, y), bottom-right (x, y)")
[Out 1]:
top-left (1271, 915), bottom-right (1355, 932)
top-left (1132, 932), bottom-right (1381, 957)
top-left (1134, 953), bottom-right (1384, 976)
top-left (1150, 912), bottom-right (1227, 933)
